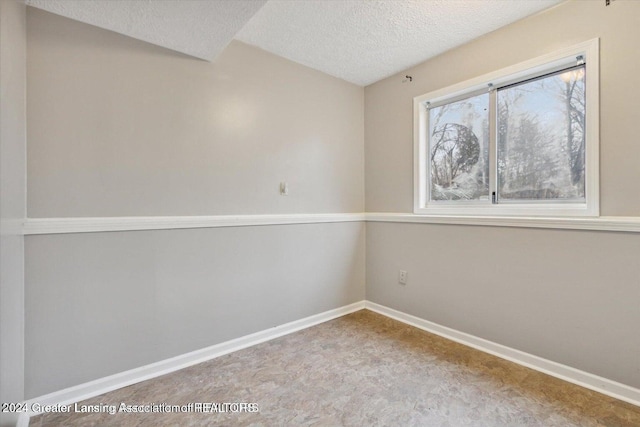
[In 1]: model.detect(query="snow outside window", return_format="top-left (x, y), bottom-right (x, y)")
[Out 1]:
top-left (413, 40), bottom-right (599, 217)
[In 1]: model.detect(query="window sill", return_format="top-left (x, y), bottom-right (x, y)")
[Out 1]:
top-left (414, 203), bottom-right (597, 218)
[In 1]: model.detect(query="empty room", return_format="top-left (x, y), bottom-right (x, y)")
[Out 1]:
top-left (1, 0), bottom-right (640, 426)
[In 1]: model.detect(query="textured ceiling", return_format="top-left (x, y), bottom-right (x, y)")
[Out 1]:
top-left (24, 0), bottom-right (267, 61)
top-left (236, 0), bottom-right (564, 86)
top-left (25, 0), bottom-right (564, 86)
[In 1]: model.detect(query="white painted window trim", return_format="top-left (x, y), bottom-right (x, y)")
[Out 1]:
top-left (414, 39), bottom-right (600, 218)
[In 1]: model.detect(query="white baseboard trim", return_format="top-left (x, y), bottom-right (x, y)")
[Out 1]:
top-left (18, 301), bottom-right (365, 424)
top-left (15, 413), bottom-right (28, 427)
top-left (364, 301), bottom-right (640, 407)
top-left (15, 300), bottom-right (640, 426)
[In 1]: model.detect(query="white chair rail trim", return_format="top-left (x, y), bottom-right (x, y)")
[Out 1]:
top-left (22, 213), bottom-right (366, 235)
top-left (20, 212), bottom-right (640, 235)
top-left (365, 212), bottom-right (640, 233)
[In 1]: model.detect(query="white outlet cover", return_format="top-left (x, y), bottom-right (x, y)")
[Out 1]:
top-left (399, 270), bottom-right (408, 285)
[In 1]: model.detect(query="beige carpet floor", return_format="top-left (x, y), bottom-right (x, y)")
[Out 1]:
top-left (30, 310), bottom-right (640, 426)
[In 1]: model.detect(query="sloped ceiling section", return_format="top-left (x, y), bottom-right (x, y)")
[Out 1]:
top-left (25, 0), bottom-right (563, 86)
top-left (25, 0), bottom-right (267, 61)
top-left (236, 0), bottom-right (563, 86)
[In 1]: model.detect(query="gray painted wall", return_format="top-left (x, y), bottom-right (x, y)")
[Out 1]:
top-left (365, 0), bottom-right (640, 216)
top-left (25, 223), bottom-right (365, 397)
top-left (366, 222), bottom-right (640, 387)
top-left (20, 0), bottom-right (640, 403)
top-left (27, 8), bottom-right (364, 217)
top-left (0, 1), bottom-right (26, 426)
top-left (24, 8), bottom-right (365, 398)
top-left (365, 0), bottom-right (640, 389)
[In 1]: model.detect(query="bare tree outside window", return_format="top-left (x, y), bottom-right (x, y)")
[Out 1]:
top-left (416, 41), bottom-right (597, 216)
top-left (497, 66), bottom-right (586, 201)
top-left (429, 94), bottom-right (489, 201)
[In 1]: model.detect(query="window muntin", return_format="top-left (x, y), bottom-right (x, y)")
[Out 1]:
top-left (414, 40), bottom-right (598, 217)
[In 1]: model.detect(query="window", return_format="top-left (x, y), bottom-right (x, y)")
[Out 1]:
top-left (414, 39), bottom-right (599, 217)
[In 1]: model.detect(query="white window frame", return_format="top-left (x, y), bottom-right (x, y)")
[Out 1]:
top-left (414, 39), bottom-right (599, 217)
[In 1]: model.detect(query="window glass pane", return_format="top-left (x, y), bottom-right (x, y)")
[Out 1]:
top-left (429, 94), bottom-right (490, 201)
top-left (497, 66), bottom-right (586, 201)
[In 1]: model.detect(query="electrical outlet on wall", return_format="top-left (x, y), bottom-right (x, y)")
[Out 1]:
top-left (398, 270), bottom-right (408, 285)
